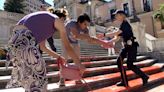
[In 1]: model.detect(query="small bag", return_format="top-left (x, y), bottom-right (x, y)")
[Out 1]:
top-left (57, 57), bottom-right (92, 91)
top-left (57, 57), bottom-right (82, 80)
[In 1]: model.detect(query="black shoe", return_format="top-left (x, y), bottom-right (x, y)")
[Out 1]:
top-left (142, 76), bottom-right (149, 86)
top-left (116, 82), bottom-right (126, 87)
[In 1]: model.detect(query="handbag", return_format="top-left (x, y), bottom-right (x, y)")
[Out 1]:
top-left (101, 40), bottom-right (113, 49)
top-left (57, 57), bottom-right (82, 80)
top-left (57, 57), bottom-right (92, 91)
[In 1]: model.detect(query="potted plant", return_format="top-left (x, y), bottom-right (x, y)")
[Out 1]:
top-left (0, 48), bottom-right (7, 60)
top-left (153, 4), bottom-right (164, 29)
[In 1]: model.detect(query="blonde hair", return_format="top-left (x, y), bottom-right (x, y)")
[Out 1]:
top-left (47, 7), bottom-right (55, 13)
top-left (47, 7), bottom-right (68, 17)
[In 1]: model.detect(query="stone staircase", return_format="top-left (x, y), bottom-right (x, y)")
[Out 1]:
top-left (53, 39), bottom-right (108, 56)
top-left (0, 39), bottom-right (163, 92)
top-left (0, 53), bottom-right (163, 92)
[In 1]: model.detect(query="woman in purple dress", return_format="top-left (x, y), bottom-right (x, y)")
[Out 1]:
top-left (6, 9), bottom-right (84, 92)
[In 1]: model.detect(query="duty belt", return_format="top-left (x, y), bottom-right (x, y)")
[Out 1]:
top-left (123, 38), bottom-right (137, 46)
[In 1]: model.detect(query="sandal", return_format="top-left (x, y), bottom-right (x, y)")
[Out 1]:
top-left (75, 80), bottom-right (83, 85)
top-left (58, 78), bottom-right (65, 87)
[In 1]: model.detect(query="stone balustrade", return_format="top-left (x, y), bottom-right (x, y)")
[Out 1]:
top-left (145, 33), bottom-right (164, 61)
top-left (0, 11), bottom-right (24, 47)
top-left (95, 25), bottom-right (107, 33)
top-left (131, 22), bottom-right (147, 53)
top-left (145, 33), bottom-right (164, 51)
top-left (0, 10), bottom-right (24, 21)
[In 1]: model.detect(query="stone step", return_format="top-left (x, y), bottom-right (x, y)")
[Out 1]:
top-left (0, 88), bottom-right (25, 92)
top-left (80, 52), bottom-right (108, 55)
top-left (91, 71), bottom-right (164, 92)
top-left (47, 65), bottom-right (163, 92)
top-left (0, 59), bottom-right (157, 89)
top-left (47, 56), bottom-right (150, 71)
top-left (2, 59), bottom-right (158, 80)
top-left (80, 48), bottom-right (107, 50)
top-left (80, 53), bottom-right (108, 55)
top-left (0, 55), bottom-right (146, 67)
top-left (50, 46), bottom-right (106, 49)
top-left (54, 52), bottom-right (108, 56)
top-left (54, 50), bottom-right (107, 54)
top-left (79, 51), bottom-right (108, 54)
top-left (0, 56), bottom-right (150, 76)
top-left (135, 79), bottom-right (164, 92)
top-left (47, 59), bottom-right (157, 83)
top-left (48, 39), bottom-right (109, 56)
top-left (46, 53), bottom-right (109, 57)
top-left (0, 65), bottom-right (162, 92)
top-left (0, 55), bottom-right (118, 67)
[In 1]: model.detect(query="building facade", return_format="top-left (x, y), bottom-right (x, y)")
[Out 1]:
top-left (54, 0), bottom-right (164, 37)
top-left (54, 0), bottom-right (103, 19)
top-left (23, 0), bottom-right (51, 14)
top-left (53, 0), bottom-right (115, 23)
top-left (95, 0), bottom-right (164, 37)
top-left (54, 0), bottom-right (85, 19)
top-left (5, 0), bottom-right (51, 14)
top-left (114, 0), bottom-right (164, 37)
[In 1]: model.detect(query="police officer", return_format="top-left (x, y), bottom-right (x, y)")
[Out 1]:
top-left (99, 10), bottom-right (149, 87)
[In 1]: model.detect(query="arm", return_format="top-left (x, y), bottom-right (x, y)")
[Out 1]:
top-left (105, 30), bottom-right (122, 38)
top-left (71, 28), bottom-right (106, 45)
top-left (110, 35), bottom-right (120, 43)
top-left (71, 27), bottom-right (90, 40)
top-left (54, 19), bottom-right (80, 65)
top-left (39, 40), bottom-right (60, 58)
top-left (97, 26), bottom-right (122, 39)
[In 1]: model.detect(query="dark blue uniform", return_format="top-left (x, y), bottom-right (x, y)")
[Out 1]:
top-left (117, 20), bottom-right (148, 86)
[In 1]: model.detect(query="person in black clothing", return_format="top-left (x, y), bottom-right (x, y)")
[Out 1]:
top-left (98, 10), bottom-right (149, 87)
top-left (47, 37), bottom-right (57, 52)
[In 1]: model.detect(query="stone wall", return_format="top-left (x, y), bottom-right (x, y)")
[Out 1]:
top-left (145, 33), bottom-right (164, 61)
top-left (145, 33), bottom-right (164, 51)
top-left (131, 22), bottom-right (147, 53)
top-left (0, 11), bottom-right (25, 47)
top-left (137, 12), bottom-right (155, 36)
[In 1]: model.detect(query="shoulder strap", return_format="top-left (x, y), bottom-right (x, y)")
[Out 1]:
top-left (57, 57), bottom-right (65, 69)
top-left (81, 78), bottom-right (92, 92)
